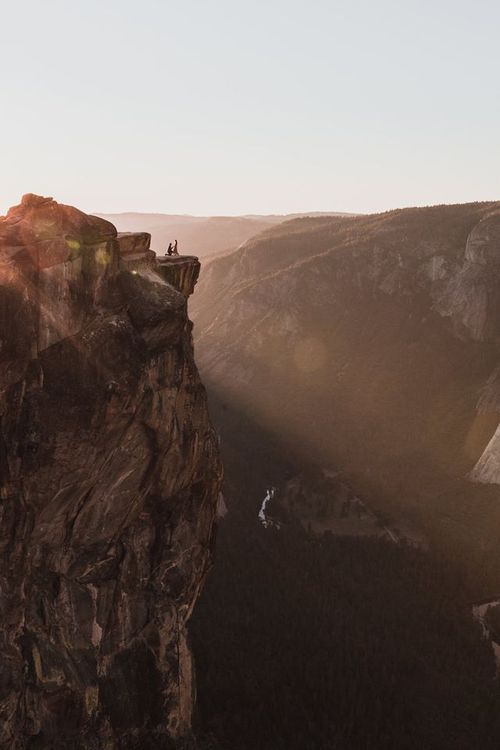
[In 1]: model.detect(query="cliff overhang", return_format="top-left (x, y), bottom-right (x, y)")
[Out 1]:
top-left (0, 194), bottom-right (221, 748)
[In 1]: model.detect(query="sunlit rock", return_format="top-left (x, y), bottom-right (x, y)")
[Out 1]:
top-left (0, 195), bottom-right (221, 748)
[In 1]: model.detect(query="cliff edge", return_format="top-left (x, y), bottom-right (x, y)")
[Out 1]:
top-left (0, 194), bottom-right (222, 749)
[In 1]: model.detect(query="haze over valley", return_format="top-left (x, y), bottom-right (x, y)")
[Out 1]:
top-left (3, 0), bottom-right (500, 747)
top-left (191, 203), bottom-right (500, 591)
top-left (96, 211), bottom-right (353, 259)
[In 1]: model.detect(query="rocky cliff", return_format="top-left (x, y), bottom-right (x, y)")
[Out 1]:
top-left (0, 194), bottom-right (222, 749)
top-left (191, 202), bottom-right (500, 590)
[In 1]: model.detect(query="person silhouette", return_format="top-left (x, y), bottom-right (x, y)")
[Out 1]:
top-left (165, 243), bottom-right (173, 256)
top-left (173, 239), bottom-right (178, 255)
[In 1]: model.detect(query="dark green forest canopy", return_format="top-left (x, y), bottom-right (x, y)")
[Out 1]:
top-left (192, 523), bottom-right (500, 750)
top-left (191, 363), bottom-right (500, 750)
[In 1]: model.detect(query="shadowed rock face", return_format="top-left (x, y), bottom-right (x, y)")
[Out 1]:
top-left (0, 195), bottom-right (221, 749)
top-left (157, 257), bottom-right (201, 298)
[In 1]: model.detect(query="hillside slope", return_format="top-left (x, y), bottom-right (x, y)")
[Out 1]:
top-left (192, 202), bottom-right (500, 591)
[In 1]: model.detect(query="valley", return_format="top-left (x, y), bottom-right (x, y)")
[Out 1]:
top-left (191, 203), bottom-right (500, 594)
top-left (191, 394), bottom-right (500, 750)
top-left (3, 195), bottom-right (500, 748)
top-left (189, 203), bottom-right (500, 748)
top-left (4, 1), bottom-right (500, 747)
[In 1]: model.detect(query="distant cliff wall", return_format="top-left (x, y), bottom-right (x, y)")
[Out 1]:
top-left (0, 194), bottom-right (221, 749)
top-left (190, 202), bottom-right (500, 590)
top-left (193, 203), bottom-right (500, 485)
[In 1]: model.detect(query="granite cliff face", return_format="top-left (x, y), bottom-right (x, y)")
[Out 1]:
top-left (191, 202), bottom-right (500, 589)
top-left (0, 194), bottom-right (221, 749)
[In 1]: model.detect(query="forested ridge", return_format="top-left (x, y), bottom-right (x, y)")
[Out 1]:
top-left (192, 518), bottom-right (500, 749)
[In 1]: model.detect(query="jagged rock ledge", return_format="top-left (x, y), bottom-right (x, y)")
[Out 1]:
top-left (157, 256), bottom-right (201, 298)
top-left (0, 194), bottom-right (222, 749)
top-left (116, 233), bottom-right (200, 298)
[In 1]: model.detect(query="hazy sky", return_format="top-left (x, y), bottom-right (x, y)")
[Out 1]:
top-left (1, 0), bottom-right (499, 215)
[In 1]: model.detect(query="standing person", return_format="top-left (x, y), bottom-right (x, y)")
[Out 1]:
top-left (173, 239), bottom-right (179, 255)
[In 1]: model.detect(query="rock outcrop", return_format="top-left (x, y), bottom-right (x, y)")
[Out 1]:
top-left (157, 257), bottom-right (201, 298)
top-left (0, 194), bottom-right (221, 749)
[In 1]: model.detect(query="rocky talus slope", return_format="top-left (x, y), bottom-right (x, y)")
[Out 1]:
top-left (192, 203), bottom-right (500, 589)
top-left (0, 194), bottom-right (221, 749)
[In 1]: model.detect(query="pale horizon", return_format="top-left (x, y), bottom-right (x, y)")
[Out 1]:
top-left (2, 0), bottom-right (500, 216)
top-left (2, 196), bottom-right (499, 222)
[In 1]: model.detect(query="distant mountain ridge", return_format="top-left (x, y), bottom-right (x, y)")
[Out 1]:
top-left (96, 210), bottom-right (354, 258)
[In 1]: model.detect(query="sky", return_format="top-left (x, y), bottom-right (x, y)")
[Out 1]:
top-left (1, 0), bottom-right (499, 216)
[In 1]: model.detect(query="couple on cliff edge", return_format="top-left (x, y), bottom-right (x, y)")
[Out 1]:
top-left (166, 239), bottom-right (179, 256)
